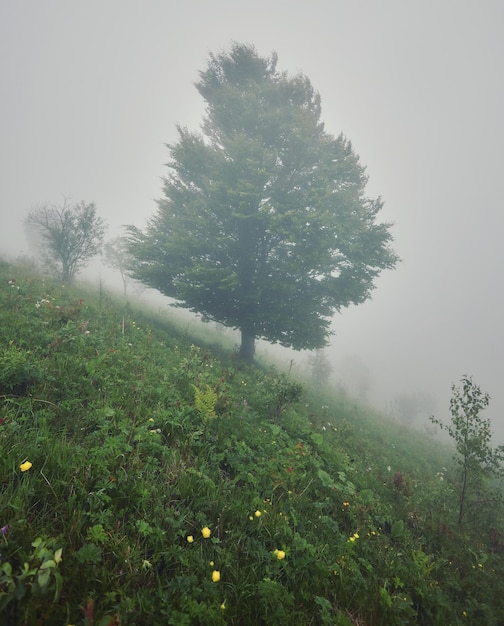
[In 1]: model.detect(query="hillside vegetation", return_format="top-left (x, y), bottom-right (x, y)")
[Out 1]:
top-left (0, 260), bottom-right (503, 625)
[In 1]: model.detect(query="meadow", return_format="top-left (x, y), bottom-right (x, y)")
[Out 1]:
top-left (1, 259), bottom-right (503, 625)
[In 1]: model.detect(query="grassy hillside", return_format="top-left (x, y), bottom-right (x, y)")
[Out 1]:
top-left (1, 260), bottom-right (503, 625)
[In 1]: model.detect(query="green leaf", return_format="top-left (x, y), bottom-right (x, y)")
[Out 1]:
top-left (268, 424), bottom-right (281, 436)
top-left (358, 489), bottom-right (375, 505)
top-left (317, 469), bottom-right (335, 489)
top-left (37, 567), bottom-right (51, 589)
top-left (53, 571), bottom-right (63, 602)
top-left (391, 520), bottom-right (405, 539)
top-left (1, 562), bottom-right (12, 577)
top-left (75, 543), bottom-right (102, 565)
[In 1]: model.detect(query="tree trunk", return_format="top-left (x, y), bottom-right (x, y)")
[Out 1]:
top-left (238, 329), bottom-right (255, 362)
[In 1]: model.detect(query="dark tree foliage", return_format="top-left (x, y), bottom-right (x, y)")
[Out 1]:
top-left (127, 43), bottom-right (398, 360)
top-left (25, 198), bottom-right (106, 283)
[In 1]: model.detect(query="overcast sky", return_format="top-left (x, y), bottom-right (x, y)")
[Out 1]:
top-left (1, 1), bottom-right (503, 438)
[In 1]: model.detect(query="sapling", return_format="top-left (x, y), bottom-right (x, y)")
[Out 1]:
top-left (430, 375), bottom-right (504, 528)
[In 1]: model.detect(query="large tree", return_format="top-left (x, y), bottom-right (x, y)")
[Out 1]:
top-left (128, 43), bottom-right (398, 360)
top-left (25, 198), bottom-right (106, 283)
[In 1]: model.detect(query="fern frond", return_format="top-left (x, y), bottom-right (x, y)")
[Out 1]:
top-left (191, 383), bottom-right (218, 418)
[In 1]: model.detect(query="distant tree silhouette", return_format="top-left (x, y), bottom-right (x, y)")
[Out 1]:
top-left (25, 198), bottom-right (106, 283)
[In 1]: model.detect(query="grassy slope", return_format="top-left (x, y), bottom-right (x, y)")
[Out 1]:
top-left (0, 260), bottom-right (503, 626)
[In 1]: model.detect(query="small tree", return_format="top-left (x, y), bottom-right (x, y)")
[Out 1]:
top-left (25, 198), bottom-right (106, 283)
top-left (430, 375), bottom-right (504, 528)
top-left (102, 236), bottom-right (133, 296)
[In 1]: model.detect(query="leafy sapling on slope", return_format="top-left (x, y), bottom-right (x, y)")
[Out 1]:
top-left (430, 375), bottom-right (504, 528)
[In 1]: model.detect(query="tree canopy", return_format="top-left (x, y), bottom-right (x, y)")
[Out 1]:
top-left (25, 198), bottom-right (106, 283)
top-left (127, 43), bottom-right (399, 360)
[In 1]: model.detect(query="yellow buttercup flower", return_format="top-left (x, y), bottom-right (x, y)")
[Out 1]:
top-left (201, 526), bottom-right (211, 539)
top-left (20, 461), bottom-right (32, 472)
top-left (274, 549), bottom-right (286, 560)
top-left (212, 570), bottom-right (221, 582)
top-left (254, 510), bottom-right (261, 517)
top-left (186, 535), bottom-right (194, 543)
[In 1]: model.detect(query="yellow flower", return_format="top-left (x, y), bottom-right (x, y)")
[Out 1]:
top-left (254, 510), bottom-right (261, 518)
top-left (212, 570), bottom-right (221, 582)
top-left (187, 535), bottom-right (194, 543)
top-left (20, 461), bottom-right (32, 472)
top-left (201, 526), bottom-right (211, 539)
top-left (209, 561), bottom-right (214, 567)
top-left (274, 549), bottom-right (286, 560)
top-left (220, 601), bottom-right (226, 610)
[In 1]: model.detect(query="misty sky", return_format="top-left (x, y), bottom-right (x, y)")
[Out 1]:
top-left (1, 1), bottom-right (503, 438)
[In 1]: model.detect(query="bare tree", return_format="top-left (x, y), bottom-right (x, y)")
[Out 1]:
top-left (25, 198), bottom-right (106, 283)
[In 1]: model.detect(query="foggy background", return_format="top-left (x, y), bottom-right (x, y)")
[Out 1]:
top-left (1, 1), bottom-right (503, 440)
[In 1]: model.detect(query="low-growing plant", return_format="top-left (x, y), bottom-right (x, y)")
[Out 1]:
top-left (0, 537), bottom-right (63, 622)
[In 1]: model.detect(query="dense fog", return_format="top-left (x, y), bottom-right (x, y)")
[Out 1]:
top-left (1, 1), bottom-right (503, 441)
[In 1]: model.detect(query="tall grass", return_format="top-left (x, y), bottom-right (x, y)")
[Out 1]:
top-left (1, 259), bottom-right (503, 625)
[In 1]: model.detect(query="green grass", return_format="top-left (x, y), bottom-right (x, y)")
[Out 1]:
top-left (1, 259), bottom-right (503, 625)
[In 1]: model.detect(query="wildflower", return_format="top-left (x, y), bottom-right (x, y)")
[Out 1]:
top-left (20, 461), bottom-right (32, 472)
top-left (348, 532), bottom-right (359, 543)
top-left (342, 501), bottom-right (350, 508)
top-left (1, 525), bottom-right (8, 535)
top-left (286, 466), bottom-right (293, 473)
top-left (255, 510), bottom-right (261, 517)
top-left (186, 535), bottom-right (194, 543)
top-left (212, 570), bottom-right (221, 582)
top-left (220, 601), bottom-right (226, 610)
top-left (209, 561), bottom-right (214, 567)
top-left (201, 526), bottom-right (211, 539)
top-left (274, 549), bottom-right (286, 560)
top-left (148, 418), bottom-right (155, 423)
top-left (249, 516), bottom-right (253, 521)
